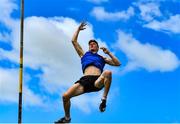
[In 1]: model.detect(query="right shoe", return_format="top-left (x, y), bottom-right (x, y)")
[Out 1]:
top-left (54, 117), bottom-right (71, 123)
top-left (99, 99), bottom-right (106, 112)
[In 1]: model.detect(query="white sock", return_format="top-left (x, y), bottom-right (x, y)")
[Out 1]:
top-left (102, 96), bottom-right (107, 100)
top-left (65, 116), bottom-right (71, 120)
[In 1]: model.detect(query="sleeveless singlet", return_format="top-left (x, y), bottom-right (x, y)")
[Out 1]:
top-left (81, 51), bottom-right (105, 73)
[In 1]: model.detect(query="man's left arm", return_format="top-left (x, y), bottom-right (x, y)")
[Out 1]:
top-left (101, 47), bottom-right (121, 66)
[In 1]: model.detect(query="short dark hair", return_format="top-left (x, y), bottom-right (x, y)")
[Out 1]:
top-left (88, 39), bottom-right (99, 47)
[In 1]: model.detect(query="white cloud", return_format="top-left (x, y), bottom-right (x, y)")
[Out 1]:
top-left (23, 86), bottom-right (45, 107)
top-left (0, 68), bottom-right (18, 103)
top-left (0, 0), bottom-right (17, 17)
top-left (91, 7), bottom-right (134, 21)
top-left (87, 0), bottom-right (108, 4)
top-left (0, 0), bottom-right (17, 28)
top-left (136, 2), bottom-right (162, 21)
top-left (144, 14), bottom-right (180, 34)
top-left (0, 32), bottom-right (10, 42)
top-left (134, 1), bottom-right (180, 34)
top-left (0, 68), bottom-right (44, 106)
top-left (72, 93), bottom-right (102, 113)
top-left (116, 31), bottom-right (180, 73)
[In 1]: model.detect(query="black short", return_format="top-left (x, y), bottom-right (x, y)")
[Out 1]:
top-left (75, 75), bottom-right (103, 93)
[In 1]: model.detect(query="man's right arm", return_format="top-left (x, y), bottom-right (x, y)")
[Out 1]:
top-left (72, 22), bottom-right (86, 58)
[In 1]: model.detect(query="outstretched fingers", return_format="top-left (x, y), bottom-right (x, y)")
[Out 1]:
top-left (79, 21), bottom-right (87, 30)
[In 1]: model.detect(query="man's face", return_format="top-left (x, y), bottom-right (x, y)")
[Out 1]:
top-left (89, 42), bottom-right (99, 53)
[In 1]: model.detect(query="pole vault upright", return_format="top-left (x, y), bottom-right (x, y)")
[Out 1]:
top-left (18, 0), bottom-right (24, 123)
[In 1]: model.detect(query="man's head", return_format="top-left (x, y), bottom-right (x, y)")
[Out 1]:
top-left (88, 39), bottom-right (99, 53)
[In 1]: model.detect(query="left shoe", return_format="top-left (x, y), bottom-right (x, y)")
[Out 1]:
top-left (54, 117), bottom-right (71, 123)
top-left (99, 99), bottom-right (106, 112)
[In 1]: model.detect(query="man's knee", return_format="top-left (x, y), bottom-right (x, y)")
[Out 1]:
top-left (103, 70), bottom-right (112, 77)
top-left (62, 93), bottom-right (70, 102)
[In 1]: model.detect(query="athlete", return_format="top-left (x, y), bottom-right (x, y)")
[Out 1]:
top-left (55, 22), bottom-right (121, 123)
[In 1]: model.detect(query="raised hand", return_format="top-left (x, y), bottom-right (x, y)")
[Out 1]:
top-left (78, 22), bottom-right (87, 31)
top-left (100, 47), bottom-right (110, 54)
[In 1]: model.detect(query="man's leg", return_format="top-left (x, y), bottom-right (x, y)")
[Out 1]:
top-left (94, 70), bottom-right (112, 112)
top-left (95, 70), bottom-right (112, 99)
top-left (55, 83), bottom-right (84, 123)
top-left (62, 83), bottom-right (84, 119)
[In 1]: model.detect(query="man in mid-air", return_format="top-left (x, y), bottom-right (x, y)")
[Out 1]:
top-left (55, 22), bottom-right (121, 123)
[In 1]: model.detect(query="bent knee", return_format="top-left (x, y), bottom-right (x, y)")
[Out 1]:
top-left (103, 70), bottom-right (112, 77)
top-left (62, 93), bottom-right (70, 101)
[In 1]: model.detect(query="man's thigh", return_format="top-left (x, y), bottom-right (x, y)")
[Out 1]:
top-left (65, 83), bottom-right (84, 98)
top-left (94, 74), bottom-right (105, 89)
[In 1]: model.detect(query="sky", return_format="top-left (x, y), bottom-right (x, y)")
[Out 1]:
top-left (0, 0), bottom-right (180, 123)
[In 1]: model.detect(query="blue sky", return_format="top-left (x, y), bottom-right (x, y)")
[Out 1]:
top-left (0, 0), bottom-right (180, 123)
